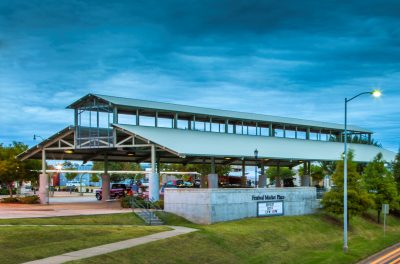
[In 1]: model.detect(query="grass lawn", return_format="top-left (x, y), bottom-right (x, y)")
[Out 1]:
top-left (0, 213), bottom-right (170, 264)
top-left (69, 212), bottom-right (400, 264)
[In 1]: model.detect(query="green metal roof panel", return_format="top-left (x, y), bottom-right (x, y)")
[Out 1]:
top-left (68, 94), bottom-right (372, 133)
top-left (113, 124), bottom-right (395, 162)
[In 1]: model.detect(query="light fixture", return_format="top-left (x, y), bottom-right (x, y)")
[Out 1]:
top-left (224, 157), bottom-right (231, 160)
top-left (371, 89), bottom-right (382, 98)
top-left (254, 149), bottom-right (258, 159)
top-left (127, 152), bottom-right (135, 156)
top-left (64, 149), bottom-right (74, 154)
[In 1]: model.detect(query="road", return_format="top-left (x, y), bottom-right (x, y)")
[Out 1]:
top-left (359, 243), bottom-right (400, 264)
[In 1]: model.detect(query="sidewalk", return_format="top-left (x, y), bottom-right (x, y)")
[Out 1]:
top-left (0, 201), bottom-right (130, 219)
top-left (22, 225), bottom-right (197, 264)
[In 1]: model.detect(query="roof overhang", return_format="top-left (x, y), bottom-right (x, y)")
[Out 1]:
top-left (18, 124), bottom-right (395, 167)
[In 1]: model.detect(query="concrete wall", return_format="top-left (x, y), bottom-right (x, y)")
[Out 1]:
top-left (164, 187), bottom-right (319, 224)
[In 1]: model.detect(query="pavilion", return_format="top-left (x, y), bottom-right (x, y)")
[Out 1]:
top-left (18, 93), bottom-right (396, 204)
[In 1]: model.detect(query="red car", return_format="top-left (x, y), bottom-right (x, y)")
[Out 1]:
top-left (95, 184), bottom-right (127, 200)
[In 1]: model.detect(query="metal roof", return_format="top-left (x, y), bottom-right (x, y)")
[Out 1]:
top-left (67, 94), bottom-right (372, 133)
top-left (113, 124), bottom-right (395, 162)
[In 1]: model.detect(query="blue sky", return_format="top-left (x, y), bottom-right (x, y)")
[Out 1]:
top-left (0, 0), bottom-right (399, 152)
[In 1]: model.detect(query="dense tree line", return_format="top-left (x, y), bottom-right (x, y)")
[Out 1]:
top-left (322, 149), bottom-right (400, 222)
top-left (0, 142), bottom-right (40, 197)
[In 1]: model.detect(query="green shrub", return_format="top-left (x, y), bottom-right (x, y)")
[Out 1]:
top-left (0, 195), bottom-right (40, 204)
top-left (0, 188), bottom-right (16, 195)
top-left (0, 197), bottom-right (19, 203)
top-left (153, 200), bottom-right (164, 209)
top-left (120, 196), bottom-right (132, 208)
top-left (19, 195), bottom-right (40, 204)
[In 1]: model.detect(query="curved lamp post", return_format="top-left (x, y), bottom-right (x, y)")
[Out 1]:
top-left (343, 89), bottom-right (381, 252)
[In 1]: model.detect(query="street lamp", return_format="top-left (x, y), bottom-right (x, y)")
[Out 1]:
top-left (343, 89), bottom-right (381, 252)
top-left (254, 149), bottom-right (258, 188)
top-left (33, 134), bottom-right (44, 141)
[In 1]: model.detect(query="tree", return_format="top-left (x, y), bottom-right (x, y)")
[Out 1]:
top-left (0, 142), bottom-right (40, 197)
top-left (363, 153), bottom-right (399, 223)
top-left (266, 167), bottom-right (295, 187)
top-left (298, 163), bottom-right (325, 185)
top-left (321, 150), bottom-right (373, 218)
top-left (62, 161), bottom-right (78, 181)
top-left (393, 148), bottom-right (400, 193)
top-left (92, 161), bottom-right (142, 182)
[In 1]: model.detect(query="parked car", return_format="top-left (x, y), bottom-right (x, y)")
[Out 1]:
top-left (95, 183), bottom-right (126, 200)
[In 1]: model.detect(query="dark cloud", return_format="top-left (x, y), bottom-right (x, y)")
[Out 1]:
top-left (0, 0), bottom-right (399, 151)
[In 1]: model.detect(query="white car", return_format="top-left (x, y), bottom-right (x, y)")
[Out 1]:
top-left (66, 181), bottom-right (85, 187)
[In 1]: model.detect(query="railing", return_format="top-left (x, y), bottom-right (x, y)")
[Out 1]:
top-left (316, 188), bottom-right (327, 199)
top-left (130, 196), bottom-right (164, 225)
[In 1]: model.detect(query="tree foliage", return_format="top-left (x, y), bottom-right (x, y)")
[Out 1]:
top-left (266, 167), bottom-right (295, 186)
top-left (393, 148), bottom-right (400, 193)
top-left (160, 163), bottom-right (231, 177)
top-left (92, 161), bottom-right (142, 182)
top-left (0, 142), bottom-right (40, 197)
top-left (298, 163), bottom-right (325, 182)
top-left (321, 150), bottom-right (373, 217)
top-left (62, 161), bottom-right (78, 181)
top-left (362, 153), bottom-right (399, 222)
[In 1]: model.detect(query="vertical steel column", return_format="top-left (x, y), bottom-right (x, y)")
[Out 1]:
top-left (155, 112), bottom-right (158, 127)
top-left (112, 107), bottom-right (118, 146)
top-left (269, 124), bottom-right (274, 137)
top-left (174, 113), bottom-right (178, 128)
top-left (74, 108), bottom-right (78, 147)
top-left (255, 122), bottom-right (258, 136)
top-left (306, 128), bottom-right (310, 140)
top-left (193, 115), bottom-right (196, 130)
top-left (136, 109), bottom-right (140, 125)
top-left (209, 117), bottom-right (212, 131)
top-left (225, 120), bottom-right (229, 133)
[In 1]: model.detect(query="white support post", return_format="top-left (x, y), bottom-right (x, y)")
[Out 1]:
top-left (208, 157), bottom-right (218, 188)
top-left (39, 149), bottom-right (49, 204)
top-left (101, 154), bottom-right (110, 201)
top-left (149, 144), bottom-right (160, 201)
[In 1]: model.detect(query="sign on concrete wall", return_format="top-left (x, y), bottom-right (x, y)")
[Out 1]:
top-left (257, 201), bottom-right (284, 217)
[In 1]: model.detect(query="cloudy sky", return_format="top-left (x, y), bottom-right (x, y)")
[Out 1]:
top-left (0, 0), bottom-right (399, 152)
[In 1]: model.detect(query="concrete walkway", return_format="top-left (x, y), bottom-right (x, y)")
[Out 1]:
top-left (0, 201), bottom-right (130, 219)
top-left (22, 225), bottom-right (197, 264)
